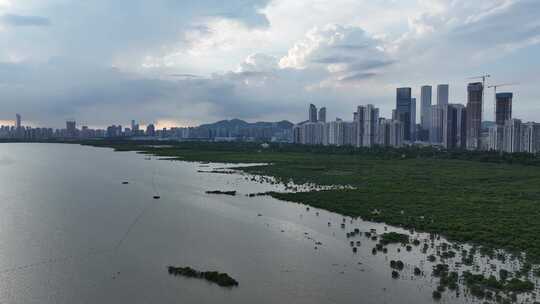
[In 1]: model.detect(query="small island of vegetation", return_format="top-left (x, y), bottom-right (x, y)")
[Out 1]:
top-left (167, 266), bottom-right (239, 287)
top-left (205, 190), bottom-right (237, 196)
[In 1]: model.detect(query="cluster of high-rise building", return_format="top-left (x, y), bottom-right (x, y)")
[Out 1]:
top-left (0, 116), bottom-right (107, 139)
top-left (293, 104), bottom-right (405, 148)
top-left (0, 115), bottom-right (293, 143)
top-left (3, 82), bottom-right (540, 153)
top-left (293, 82), bottom-right (540, 154)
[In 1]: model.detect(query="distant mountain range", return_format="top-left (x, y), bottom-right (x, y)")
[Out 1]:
top-left (189, 119), bottom-right (293, 141)
top-left (198, 119), bottom-right (293, 130)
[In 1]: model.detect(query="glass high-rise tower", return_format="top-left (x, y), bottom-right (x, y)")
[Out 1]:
top-left (396, 87), bottom-right (412, 141)
top-left (466, 82), bottom-right (483, 150)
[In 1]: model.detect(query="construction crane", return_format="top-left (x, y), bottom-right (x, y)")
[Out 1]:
top-left (469, 74), bottom-right (491, 84)
top-left (487, 83), bottom-right (519, 123)
top-left (487, 83), bottom-right (518, 94)
top-left (468, 74), bottom-right (491, 122)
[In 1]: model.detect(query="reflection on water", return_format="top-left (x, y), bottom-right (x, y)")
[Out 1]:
top-left (0, 143), bottom-right (537, 304)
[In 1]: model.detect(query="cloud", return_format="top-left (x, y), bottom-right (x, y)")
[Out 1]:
top-left (0, 14), bottom-right (50, 26)
top-left (0, 0), bottom-right (271, 66)
top-left (238, 53), bottom-right (278, 72)
top-left (1, 0), bottom-right (540, 127)
top-left (339, 72), bottom-right (377, 83)
top-left (278, 24), bottom-right (394, 87)
top-left (168, 73), bottom-right (200, 79)
top-left (395, 0), bottom-right (540, 59)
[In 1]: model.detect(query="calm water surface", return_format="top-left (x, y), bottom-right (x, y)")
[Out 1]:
top-left (0, 143), bottom-right (536, 303)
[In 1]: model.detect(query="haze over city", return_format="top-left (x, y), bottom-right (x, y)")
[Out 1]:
top-left (1, 0), bottom-right (540, 128)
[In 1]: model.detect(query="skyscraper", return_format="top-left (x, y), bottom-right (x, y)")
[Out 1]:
top-left (442, 104), bottom-right (466, 149)
top-left (410, 97), bottom-right (416, 141)
top-left (396, 87), bottom-right (412, 141)
top-left (362, 104), bottom-right (379, 147)
top-left (430, 105), bottom-right (444, 144)
top-left (420, 86), bottom-right (432, 137)
top-left (66, 120), bottom-right (77, 137)
top-left (466, 82), bottom-right (483, 150)
top-left (389, 120), bottom-right (404, 148)
top-left (522, 122), bottom-right (540, 154)
top-left (490, 92), bottom-right (513, 151)
top-left (495, 93), bottom-right (512, 126)
top-left (454, 104), bottom-right (467, 149)
top-left (146, 124), bottom-right (156, 137)
top-left (377, 118), bottom-right (390, 146)
top-left (16, 114), bottom-right (21, 130)
top-left (318, 107), bottom-right (327, 123)
top-left (355, 105), bottom-right (366, 146)
top-left (442, 105), bottom-right (457, 149)
top-left (437, 84), bottom-right (449, 106)
top-left (343, 122), bottom-right (357, 146)
top-left (377, 118), bottom-right (403, 148)
top-left (309, 104), bottom-right (317, 123)
top-left (503, 119), bottom-right (522, 153)
top-left (14, 114), bottom-right (22, 138)
top-left (327, 119), bottom-right (344, 146)
top-left (488, 126), bottom-right (500, 151)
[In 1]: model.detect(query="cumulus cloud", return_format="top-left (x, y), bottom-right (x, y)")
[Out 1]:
top-left (238, 53), bottom-right (278, 72)
top-left (278, 24), bottom-right (395, 86)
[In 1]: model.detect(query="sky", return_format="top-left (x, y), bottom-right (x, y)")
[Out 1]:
top-left (0, 0), bottom-right (539, 128)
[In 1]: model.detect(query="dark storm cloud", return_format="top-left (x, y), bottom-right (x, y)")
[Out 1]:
top-left (0, 14), bottom-right (51, 26)
top-left (339, 72), bottom-right (377, 83)
top-left (348, 60), bottom-right (395, 71)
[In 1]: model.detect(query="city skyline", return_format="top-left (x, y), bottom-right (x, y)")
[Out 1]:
top-left (1, 1), bottom-right (540, 127)
top-left (0, 78), bottom-right (528, 131)
top-left (292, 80), bottom-right (540, 153)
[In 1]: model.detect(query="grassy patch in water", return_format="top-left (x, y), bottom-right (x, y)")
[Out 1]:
top-left (167, 266), bottom-right (239, 287)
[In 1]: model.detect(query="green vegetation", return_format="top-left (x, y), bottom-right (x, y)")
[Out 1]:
top-left (71, 140), bottom-right (540, 262)
top-left (504, 278), bottom-right (535, 293)
top-left (500, 269), bottom-right (510, 281)
top-left (389, 260), bottom-right (405, 271)
top-left (432, 264), bottom-right (450, 277)
top-left (379, 232), bottom-right (410, 245)
top-left (461, 271), bottom-right (534, 299)
top-left (205, 190), bottom-right (237, 196)
top-left (440, 250), bottom-right (456, 259)
top-left (432, 290), bottom-right (442, 300)
top-left (167, 266), bottom-right (239, 287)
